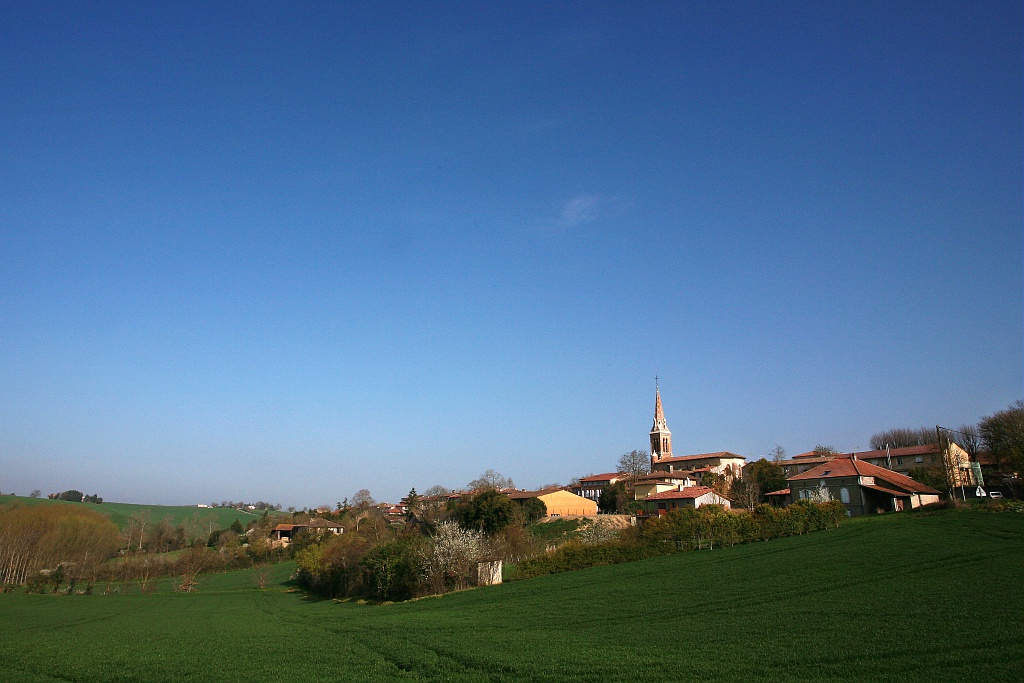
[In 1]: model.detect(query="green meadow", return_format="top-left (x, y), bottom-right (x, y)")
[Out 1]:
top-left (0, 494), bottom-right (271, 530)
top-left (1, 508), bottom-right (1021, 682)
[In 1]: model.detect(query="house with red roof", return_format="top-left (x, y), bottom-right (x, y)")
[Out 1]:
top-left (780, 443), bottom-right (978, 489)
top-left (644, 486), bottom-right (731, 515)
top-left (631, 470), bottom-right (698, 501)
top-left (787, 456), bottom-right (940, 516)
top-left (270, 518), bottom-right (344, 546)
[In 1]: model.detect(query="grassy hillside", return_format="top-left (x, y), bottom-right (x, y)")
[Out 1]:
top-left (0, 509), bottom-right (1020, 682)
top-left (0, 494), bottom-right (269, 531)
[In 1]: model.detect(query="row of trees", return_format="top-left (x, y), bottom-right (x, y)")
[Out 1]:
top-left (45, 490), bottom-right (103, 503)
top-left (0, 503), bottom-right (120, 587)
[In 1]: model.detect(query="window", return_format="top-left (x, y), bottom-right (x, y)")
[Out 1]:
top-left (840, 487), bottom-right (850, 504)
top-left (896, 457), bottom-right (903, 465)
top-left (915, 456), bottom-right (924, 463)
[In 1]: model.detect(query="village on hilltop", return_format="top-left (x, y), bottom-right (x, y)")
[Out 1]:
top-left (261, 385), bottom-right (1009, 549)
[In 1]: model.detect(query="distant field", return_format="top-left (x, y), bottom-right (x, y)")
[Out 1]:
top-left (0, 494), bottom-right (271, 530)
top-left (0, 509), bottom-right (1020, 682)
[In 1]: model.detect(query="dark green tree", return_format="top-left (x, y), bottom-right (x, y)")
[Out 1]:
top-left (744, 459), bottom-right (787, 496)
top-left (454, 489), bottom-right (516, 534)
top-left (598, 482), bottom-right (628, 513)
top-left (361, 536), bottom-right (425, 601)
top-left (229, 518), bottom-right (244, 534)
top-left (515, 496), bottom-right (548, 524)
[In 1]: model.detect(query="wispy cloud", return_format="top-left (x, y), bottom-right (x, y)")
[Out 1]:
top-left (557, 194), bottom-right (601, 229)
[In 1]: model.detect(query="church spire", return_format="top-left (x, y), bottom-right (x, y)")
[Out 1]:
top-left (649, 380), bottom-right (672, 463)
top-left (652, 387), bottom-right (668, 432)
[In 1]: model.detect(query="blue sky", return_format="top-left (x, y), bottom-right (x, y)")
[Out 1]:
top-left (1, 2), bottom-right (1020, 506)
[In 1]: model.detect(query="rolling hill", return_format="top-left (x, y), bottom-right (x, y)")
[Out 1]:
top-left (0, 507), bottom-right (1020, 681)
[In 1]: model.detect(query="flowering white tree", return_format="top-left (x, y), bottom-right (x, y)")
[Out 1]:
top-left (808, 483), bottom-right (833, 503)
top-left (419, 521), bottom-right (487, 594)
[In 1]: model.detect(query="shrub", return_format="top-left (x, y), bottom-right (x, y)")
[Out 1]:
top-left (361, 536), bottom-right (426, 601)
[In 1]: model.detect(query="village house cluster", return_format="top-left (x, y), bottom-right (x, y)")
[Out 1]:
top-left (263, 385), bottom-right (991, 543)
top-left (564, 386), bottom-right (1000, 521)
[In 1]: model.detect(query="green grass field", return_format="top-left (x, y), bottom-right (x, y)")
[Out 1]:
top-left (0, 508), bottom-right (1020, 682)
top-left (0, 494), bottom-right (272, 530)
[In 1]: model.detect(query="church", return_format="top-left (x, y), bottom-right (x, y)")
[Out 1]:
top-left (648, 385), bottom-right (746, 481)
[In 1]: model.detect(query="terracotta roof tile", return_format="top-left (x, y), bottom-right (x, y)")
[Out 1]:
top-left (646, 486), bottom-right (723, 501)
top-left (578, 473), bottom-right (624, 483)
top-left (656, 451), bottom-right (746, 464)
top-left (863, 484), bottom-right (913, 497)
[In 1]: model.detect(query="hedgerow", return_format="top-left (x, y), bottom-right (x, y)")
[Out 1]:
top-left (507, 501), bottom-right (845, 581)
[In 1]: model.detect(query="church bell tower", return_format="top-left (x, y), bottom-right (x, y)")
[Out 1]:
top-left (649, 382), bottom-right (672, 465)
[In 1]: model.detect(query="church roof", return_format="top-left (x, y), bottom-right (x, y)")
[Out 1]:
top-left (656, 451), bottom-right (747, 464)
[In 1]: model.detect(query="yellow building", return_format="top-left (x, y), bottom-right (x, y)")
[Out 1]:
top-left (507, 488), bottom-right (597, 517)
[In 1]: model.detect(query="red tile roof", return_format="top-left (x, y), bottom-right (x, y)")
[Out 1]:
top-left (578, 473), bottom-right (624, 483)
top-left (765, 488), bottom-right (790, 496)
top-left (854, 444), bottom-right (942, 460)
top-left (863, 484), bottom-right (913, 497)
top-left (646, 486), bottom-right (722, 501)
top-left (656, 451), bottom-right (746, 464)
top-left (792, 444), bottom-right (942, 462)
top-left (780, 456), bottom-right (834, 467)
top-left (505, 486), bottom-right (568, 500)
top-left (787, 457), bottom-right (940, 494)
top-left (637, 470), bottom-right (694, 481)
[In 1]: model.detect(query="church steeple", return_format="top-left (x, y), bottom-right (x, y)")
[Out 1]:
top-left (649, 381), bottom-right (672, 464)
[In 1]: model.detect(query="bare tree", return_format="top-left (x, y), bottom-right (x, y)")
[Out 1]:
top-left (252, 563), bottom-right (272, 590)
top-left (869, 427), bottom-right (937, 450)
top-left (351, 489), bottom-right (375, 510)
top-left (730, 478), bottom-right (762, 513)
top-left (954, 424), bottom-right (982, 459)
top-left (423, 484), bottom-right (450, 497)
top-left (979, 400), bottom-right (1024, 483)
top-left (176, 546), bottom-right (210, 592)
top-left (125, 510), bottom-right (150, 552)
top-left (616, 449), bottom-right (651, 480)
top-left (768, 445), bottom-right (786, 463)
top-left (812, 445), bottom-right (839, 456)
top-left (467, 469), bottom-right (513, 491)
